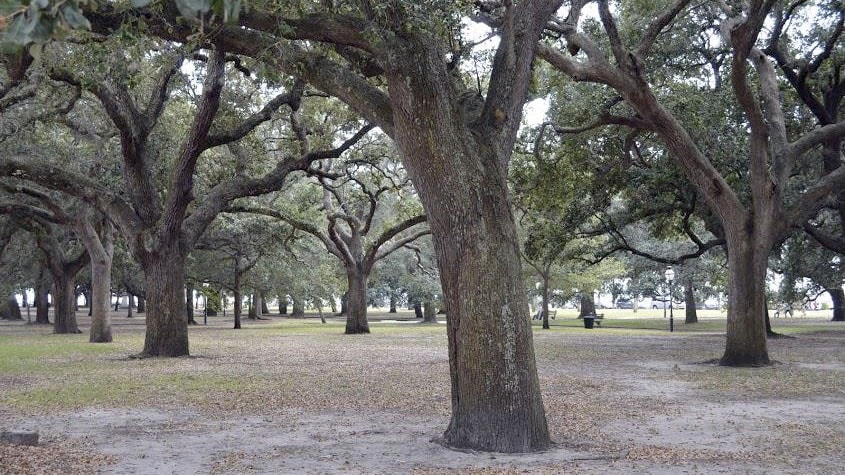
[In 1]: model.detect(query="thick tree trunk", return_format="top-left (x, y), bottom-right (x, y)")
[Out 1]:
top-left (35, 271), bottom-right (49, 324)
top-left (291, 297), bottom-right (305, 317)
top-left (88, 254), bottom-right (113, 343)
top-left (387, 47), bottom-right (549, 451)
top-left (248, 293), bottom-right (262, 320)
top-left (720, 238), bottom-right (770, 366)
top-left (279, 297), bottom-right (287, 315)
top-left (578, 292), bottom-right (596, 318)
top-left (389, 294), bottom-right (397, 313)
top-left (137, 297), bottom-right (145, 314)
top-left (828, 287), bottom-right (844, 322)
top-left (421, 300), bottom-right (437, 323)
top-left (345, 269), bottom-right (370, 334)
top-left (260, 292), bottom-right (269, 314)
top-left (413, 302), bottom-right (423, 319)
top-left (684, 279), bottom-right (698, 324)
top-left (0, 295), bottom-right (22, 320)
top-left (52, 274), bottom-right (80, 334)
top-left (138, 253), bottom-right (189, 357)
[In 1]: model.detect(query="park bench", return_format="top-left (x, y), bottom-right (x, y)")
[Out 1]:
top-left (583, 313), bottom-right (604, 326)
top-left (533, 309), bottom-right (557, 320)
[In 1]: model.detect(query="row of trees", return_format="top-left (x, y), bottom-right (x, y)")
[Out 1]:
top-left (1, 0), bottom-right (843, 454)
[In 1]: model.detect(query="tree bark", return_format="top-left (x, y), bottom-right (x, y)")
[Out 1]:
top-left (278, 296), bottom-right (287, 315)
top-left (35, 269), bottom-right (49, 324)
top-left (421, 300), bottom-right (437, 324)
top-left (684, 279), bottom-right (698, 324)
top-left (541, 276), bottom-right (550, 330)
top-left (413, 302), bottom-right (423, 319)
top-left (233, 271), bottom-right (242, 329)
top-left (126, 294), bottom-right (134, 318)
top-left (578, 292), bottom-right (596, 318)
top-left (248, 293), bottom-right (262, 320)
top-left (344, 269), bottom-right (370, 334)
top-left (137, 297), bottom-right (145, 313)
top-left (89, 254), bottom-right (113, 342)
top-left (720, 237), bottom-right (770, 366)
top-left (828, 287), bottom-right (844, 322)
top-left (291, 297), bottom-right (305, 317)
top-left (77, 215), bottom-right (116, 343)
top-left (138, 253), bottom-right (189, 356)
top-left (389, 294), bottom-right (397, 313)
top-left (52, 272), bottom-right (80, 334)
top-left (261, 292), bottom-right (270, 314)
top-left (0, 295), bottom-right (22, 320)
top-left (382, 20), bottom-right (553, 447)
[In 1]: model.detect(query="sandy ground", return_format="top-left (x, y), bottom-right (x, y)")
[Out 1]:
top-left (1, 312), bottom-right (843, 474)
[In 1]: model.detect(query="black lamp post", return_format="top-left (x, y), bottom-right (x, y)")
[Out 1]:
top-left (665, 266), bottom-right (675, 332)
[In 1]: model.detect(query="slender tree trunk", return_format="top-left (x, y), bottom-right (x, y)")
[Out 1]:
top-left (578, 292), bottom-right (596, 318)
top-left (138, 253), bottom-right (189, 357)
top-left (279, 296), bottom-right (287, 315)
top-left (720, 238), bottom-right (770, 366)
top-left (421, 300), bottom-right (437, 323)
top-left (233, 271), bottom-right (242, 329)
top-left (541, 276), bottom-right (550, 330)
top-left (389, 294), bottom-right (397, 313)
top-left (684, 279), bottom-right (698, 324)
top-left (52, 273), bottom-right (80, 334)
top-left (136, 297), bottom-right (145, 314)
top-left (345, 269), bottom-right (370, 334)
top-left (291, 297), bottom-right (305, 317)
top-left (35, 270), bottom-right (49, 324)
top-left (87, 291), bottom-right (93, 317)
top-left (126, 294), bottom-right (134, 319)
top-left (413, 302), bottom-right (423, 319)
top-left (828, 287), bottom-right (844, 322)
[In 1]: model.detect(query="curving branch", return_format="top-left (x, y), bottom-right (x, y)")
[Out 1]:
top-left (365, 214), bottom-right (428, 269)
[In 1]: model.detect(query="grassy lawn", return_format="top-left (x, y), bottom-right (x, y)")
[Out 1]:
top-left (0, 311), bottom-right (843, 474)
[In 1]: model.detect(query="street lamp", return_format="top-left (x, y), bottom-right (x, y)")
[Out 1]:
top-left (665, 266), bottom-right (675, 332)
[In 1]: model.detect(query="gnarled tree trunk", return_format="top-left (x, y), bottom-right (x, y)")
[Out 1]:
top-left (138, 252), bottom-right (189, 357)
top-left (421, 300), bottom-right (437, 324)
top-left (828, 287), bottom-right (844, 322)
top-left (52, 273), bottom-right (80, 334)
top-left (579, 292), bottom-right (596, 318)
top-left (345, 269), bottom-right (369, 334)
top-left (389, 85), bottom-right (548, 452)
top-left (720, 236), bottom-right (770, 366)
top-left (0, 295), bottom-right (22, 320)
top-left (291, 297), bottom-right (305, 317)
top-left (88, 248), bottom-right (113, 343)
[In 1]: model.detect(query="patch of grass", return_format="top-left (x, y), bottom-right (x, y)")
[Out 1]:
top-left (1, 372), bottom-right (277, 410)
top-left (0, 334), bottom-right (119, 373)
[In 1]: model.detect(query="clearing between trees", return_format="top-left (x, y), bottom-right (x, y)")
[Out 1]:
top-left (1, 312), bottom-right (843, 474)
